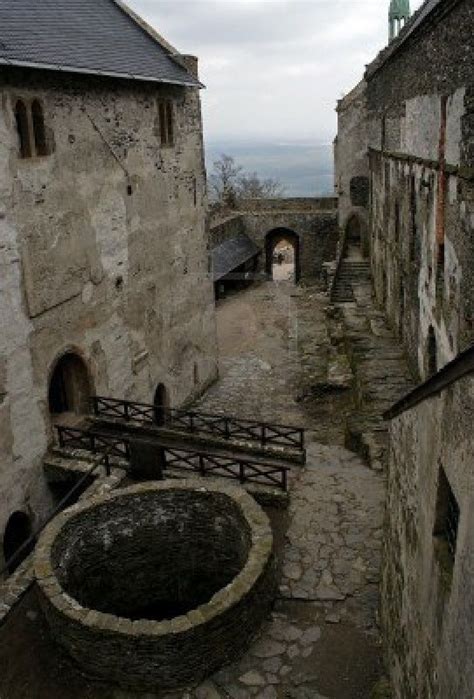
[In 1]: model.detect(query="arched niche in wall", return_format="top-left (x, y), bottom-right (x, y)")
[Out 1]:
top-left (153, 383), bottom-right (170, 426)
top-left (2, 511), bottom-right (35, 575)
top-left (48, 352), bottom-right (92, 418)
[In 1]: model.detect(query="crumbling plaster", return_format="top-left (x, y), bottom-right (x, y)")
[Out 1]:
top-left (0, 67), bottom-right (218, 559)
top-left (383, 374), bottom-right (474, 699)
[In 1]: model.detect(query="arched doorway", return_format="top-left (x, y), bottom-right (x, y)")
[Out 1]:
top-left (153, 383), bottom-right (169, 426)
top-left (265, 229), bottom-right (300, 282)
top-left (3, 511), bottom-right (35, 574)
top-left (48, 352), bottom-right (92, 418)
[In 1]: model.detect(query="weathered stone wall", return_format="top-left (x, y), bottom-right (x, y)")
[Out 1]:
top-left (365, 0), bottom-right (474, 379)
top-left (0, 67), bottom-right (218, 562)
top-left (335, 80), bottom-right (369, 245)
top-left (35, 480), bottom-right (276, 691)
top-left (209, 199), bottom-right (338, 280)
top-left (209, 213), bottom-right (245, 247)
top-left (237, 197), bottom-right (338, 212)
top-left (382, 372), bottom-right (474, 699)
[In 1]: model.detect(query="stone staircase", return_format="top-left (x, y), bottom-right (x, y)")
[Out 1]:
top-left (330, 267), bottom-right (415, 470)
top-left (331, 259), bottom-right (372, 303)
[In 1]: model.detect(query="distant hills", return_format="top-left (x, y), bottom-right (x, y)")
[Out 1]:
top-left (205, 139), bottom-right (335, 197)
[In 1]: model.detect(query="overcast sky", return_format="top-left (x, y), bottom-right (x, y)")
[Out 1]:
top-left (127, 0), bottom-right (423, 144)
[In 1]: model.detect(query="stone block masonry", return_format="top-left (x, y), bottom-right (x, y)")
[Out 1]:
top-left (0, 64), bottom-right (218, 564)
top-left (35, 480), bottom-right (276, 691)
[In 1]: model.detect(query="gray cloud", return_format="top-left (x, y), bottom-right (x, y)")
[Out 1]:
top-left (127, 0), bottom-right (424, 143)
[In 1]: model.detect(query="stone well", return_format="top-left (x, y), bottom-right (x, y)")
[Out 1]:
top-left (34, 480), bottom-right (275, 690)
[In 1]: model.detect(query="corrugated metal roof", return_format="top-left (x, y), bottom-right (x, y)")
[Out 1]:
top-left (212, 233), bottom-right (261, 282)
top-left (0, 0), bottom-right (201, 87)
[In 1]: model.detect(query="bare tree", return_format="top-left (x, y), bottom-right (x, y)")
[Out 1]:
top-left (209, 154), bottom-right (242, 207)
top-left (238, 172), bottom-right (285, 199)
top-left (209, 154), bottom-right (285, 208)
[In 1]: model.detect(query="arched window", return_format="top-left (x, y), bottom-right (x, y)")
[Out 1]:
top-left (14, 100), bottom-right (32, 158)
top-left (31, 100), bottom-right (48, 156)
top-left (158, 99), bottom-right (174, 147)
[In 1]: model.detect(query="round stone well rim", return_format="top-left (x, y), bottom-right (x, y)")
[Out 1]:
top-left (34, 479), bottom-right (273, 637)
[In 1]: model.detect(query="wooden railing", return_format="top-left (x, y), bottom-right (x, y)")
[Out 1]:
top-left (91, 395), bottom-right (305, 451)
top-left (164, 447), bottom-right (289, 491)
top-left (57, 425), bottom-right (130, 461)
top-left (55, 425), bottom-right (290, 492)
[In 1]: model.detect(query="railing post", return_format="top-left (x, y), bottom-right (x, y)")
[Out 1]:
top-left (300, 430), bottom-right (305, 450)
top-left (189, 413), bottom-right (195, 433)
top-left (105, 454), bottom-right (111, 476)
top-left (225, 418), bottom-right (230, 440)
top-left (91, 396), bottom-right (98, 416)
top-left (282, 469), bottom-right (288, 492)
top-left (90, 434), bottom-right (96, 453)
top-left (199, 454), bottom-right (205, 477)
top-left (124, 401), bottom-right (130, 421)
top-left (239, 462), bottom-right (245, 484)
top-left (58, 427), bottom-right (64, 448)
top-left (262, 425), bottom-right (267, 446)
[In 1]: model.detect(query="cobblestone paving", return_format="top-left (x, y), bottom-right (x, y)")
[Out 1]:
top-left (0, 280), bottom-right (390, 699)
top-left (188, 281), bottom-right (386, 698)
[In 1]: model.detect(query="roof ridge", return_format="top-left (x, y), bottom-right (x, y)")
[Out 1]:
top-left (110, 0), bottom-right (194, 78)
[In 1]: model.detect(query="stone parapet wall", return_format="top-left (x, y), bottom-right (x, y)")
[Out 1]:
top-left (35, 480), bottom-right (276, 691)
top-left (382, 371), bottom-right (474, 698)
top-left (237, 197), bottom-right (338, 212)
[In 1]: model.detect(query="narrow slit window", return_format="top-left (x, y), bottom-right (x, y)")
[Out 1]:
top-left (15, 100), bottom-right (32, 158)
top-left (433, 467), bottom-right (460, 572)
top-left (31, 100), bottom-right (48, 156)
top-left (166, 101), bottom-right (174, 145)
top-left (158, 100), bottom-right (174, 147)
top-left (159, 101), bottom-right (167, 145)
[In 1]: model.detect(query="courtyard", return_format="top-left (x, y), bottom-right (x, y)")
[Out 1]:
top-left (0, 278), bottom-right (405, 698)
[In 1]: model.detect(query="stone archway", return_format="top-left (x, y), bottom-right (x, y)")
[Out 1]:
top-left (48, 352), bottom-right (92, 418)
top-left (265, 228), bottom-right (300, 282)
top-left (3, 511), bottom-right (35, 574)
top-left (153, 383), bottom-right (170, 426)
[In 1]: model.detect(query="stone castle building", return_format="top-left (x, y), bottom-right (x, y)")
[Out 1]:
top-left (336, 0), bottom-right (474, 695)
top-left (0, 0), bottom-right (473, 697)
top-left (0, 0), bottom-right (217, 566)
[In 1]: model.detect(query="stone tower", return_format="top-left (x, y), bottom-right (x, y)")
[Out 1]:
top-left (389, 0), bottom-right (410, 41)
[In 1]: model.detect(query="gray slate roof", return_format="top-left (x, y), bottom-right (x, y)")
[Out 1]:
top-left (0, 0), bottom-right (200, 87)
top-left (212, 233), bottom-right (261, 282)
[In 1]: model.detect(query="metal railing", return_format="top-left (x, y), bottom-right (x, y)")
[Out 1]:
top-left (0, 451), bottom-right (111, 578)
top-left (56, 425), bottom-right (289, 491)
top-left (91, 395), bottom-right (305, 451)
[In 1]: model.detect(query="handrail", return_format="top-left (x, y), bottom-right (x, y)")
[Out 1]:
top-left (383, 344), bottom-right (474, 420)
top-left (0, 451), bottom-right (111, 578)
top-left (91, 395), bottom-right (305, 450)
top-left (55, 425), bottom-right (290, 492)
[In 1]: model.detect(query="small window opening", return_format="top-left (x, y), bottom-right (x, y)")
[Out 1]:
top-left (433, 467), bottom-right (460, 576)
top-left (158, 100), bottom-right (174, 147)
top-left (193, 363), bottom-right (199, 386)
top-left (31, 100), bottom-right (48, 156)
top-left (427, 326), bottom-right (438, 377)
top-left (15, 100), bottom-right (32, 158)
top-left (436, 243), bottom-right (445, 301)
